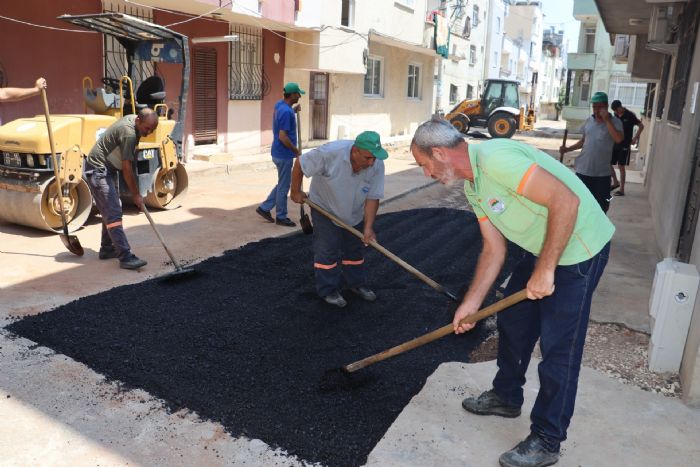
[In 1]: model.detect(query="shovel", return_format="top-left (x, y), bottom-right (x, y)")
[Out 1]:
top-left (41, 88), bottom-right (84, 256)
top-left (304, 198), bottom-right (458, 302)
top-left (345, 289), bottom-right (528, 373)
top-left (142, 206), bottom-right (196, 280)
top-left (296, 110), bottom-right (313, 234)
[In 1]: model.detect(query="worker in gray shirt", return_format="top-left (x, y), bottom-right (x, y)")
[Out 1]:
top-left (290, 131), bottom-right (387, 307)
top-left (85, 108), bottom-right (158, 269)
top-left (559, 91), bottom-right (623, 213)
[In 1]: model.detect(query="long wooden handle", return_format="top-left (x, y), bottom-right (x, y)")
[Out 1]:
top-left (344, 289), bottom-right (528, 373)
top-left (41, 88), bottom-right (70, 234)
top-left (304, 199), bottom-right (457, 301)
top-left (559, 129), bottom-right (568, 163)
top-left (143, 206), bottom-right (183, 270)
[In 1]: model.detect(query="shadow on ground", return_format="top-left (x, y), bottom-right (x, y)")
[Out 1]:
top-left (8, 208), bottom-right (523, 467)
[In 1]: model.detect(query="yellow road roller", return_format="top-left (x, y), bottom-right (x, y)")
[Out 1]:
top-left (0, 13), bottom-right (190, 233)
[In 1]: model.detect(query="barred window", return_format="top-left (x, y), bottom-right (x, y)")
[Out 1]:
top-left (102, 0), bottom-right (154, 89)
top-left (608, 74), bottom-right (647, 108)
top-left (229, 25), bottom-right (263, 100)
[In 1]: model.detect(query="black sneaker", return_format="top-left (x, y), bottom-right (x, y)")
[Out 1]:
top-left (119, 254), bottom-right (147, 270)
top-left (276, 217), bottom-right (296, 227)
top-left (323, 291), bottom-right (347, 308)
top-left (499, 433), bottom-right (560, 467)
top-left (98, 247), bottom-right (119, 260)
top-left (350, 287), bottom-right (377, 302)
top-left (256, 207), bottom-right (274, 223)
top-left (462, 389), bottom-right (521, 418)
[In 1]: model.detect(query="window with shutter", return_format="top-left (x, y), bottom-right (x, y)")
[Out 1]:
top-left (193, 48), bottom-right (218, 145)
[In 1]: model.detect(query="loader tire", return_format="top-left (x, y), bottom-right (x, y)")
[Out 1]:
top-left (450, 115), bottom-right (470, 135)
top-left (487, 112), bottom-right (517, 138)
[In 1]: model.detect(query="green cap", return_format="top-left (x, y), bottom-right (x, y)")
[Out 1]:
top-left (591, 91), bottom-right (608, 103)
top-left (354, 131), bottom-right (388, 160)
top-left (283, 82), bottom-right (305, 95)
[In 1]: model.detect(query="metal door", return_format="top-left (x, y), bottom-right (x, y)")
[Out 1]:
top-left (193, 48), bottom-right (217, 145)
top-left (678, 131), bottom-right (700, 261)
top-left (310, 72), bottom-right (328, 140)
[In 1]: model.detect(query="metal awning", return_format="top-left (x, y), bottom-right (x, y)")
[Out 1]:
top-left (58, 13), bottom-right (186, 44)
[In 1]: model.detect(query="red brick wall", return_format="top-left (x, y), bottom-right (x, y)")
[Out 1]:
top-left (153, 11), bottom-right (229, 145)
top-left (0, 1), bottom-right (103, 124)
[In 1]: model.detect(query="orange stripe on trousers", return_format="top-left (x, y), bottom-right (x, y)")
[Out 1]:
top-left (342, 259), bottom-right (364, 265)
top-left (314, 262), bottom-right (338, 270)
top-left (106, 221), bottom-right (122, 229)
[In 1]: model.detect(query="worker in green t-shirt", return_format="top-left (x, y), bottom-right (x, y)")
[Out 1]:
top-left (410, 117), bottom-right (614, 467)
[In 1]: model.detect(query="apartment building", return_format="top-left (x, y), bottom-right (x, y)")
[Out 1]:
top-left (503, 0), bottom-right (543, 110)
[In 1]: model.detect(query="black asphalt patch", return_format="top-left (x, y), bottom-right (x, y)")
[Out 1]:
top-left (8, 208), bottom-right (523, 466)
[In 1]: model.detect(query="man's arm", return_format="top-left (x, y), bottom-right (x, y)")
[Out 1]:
top-left (290, 156), bottom-right (306, 204)
top-left (631, 120), bottom-right (645, 146)
top-left (560, 136), bottom-right (585, 156)
top-left (121, 160), bottom-right (144, 211)
top-left (362, 199), bottom-right (379, 245)
top-left (520, 166), bottom-right (580, 299)
top-left (603, 112), bottom-right (624, 144)
top-left (0, 78), bottom-right (46, 103)
top-left (453, 220), bottom-right (508, 333)
top-left (278, 130), bottom-right (300, 156)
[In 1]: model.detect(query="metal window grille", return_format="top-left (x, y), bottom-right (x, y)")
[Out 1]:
top-left (608, 75), bottom-right (647, 108)
top-left (102, 1), bottom-right (154, 89)
top-left (668, 1), bottom-right (700, 124)
top-left (657, 56), bottom-right (672, 119)
top-left (229, 25), bottom-right (264, 100)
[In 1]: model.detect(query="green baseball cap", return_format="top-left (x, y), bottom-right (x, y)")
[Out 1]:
top-left (354, 131), bottom-right (388, 160)
top-left (591, 91), bottom-right (608, 103)
top-left (283, 82), bottom-right (305, 95)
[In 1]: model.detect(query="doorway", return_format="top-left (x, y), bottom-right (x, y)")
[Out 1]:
top-left (193, 47), bottom-right (217, 145)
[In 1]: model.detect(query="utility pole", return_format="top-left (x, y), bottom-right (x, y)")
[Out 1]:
top-left (434, 0), bottom-right (448, 115)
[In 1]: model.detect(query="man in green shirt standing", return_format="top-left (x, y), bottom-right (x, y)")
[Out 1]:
top-left (410, 118), bottom-right (613, 467)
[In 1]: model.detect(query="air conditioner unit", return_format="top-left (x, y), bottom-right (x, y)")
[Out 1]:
top-left (647, 4), bottom-right (681, 55)
top-left (648, 258), bottom-right (699, 372)
top-left (613, 35), bottom-right (630, 63)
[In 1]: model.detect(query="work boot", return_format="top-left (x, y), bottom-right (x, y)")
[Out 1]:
top-left (98, 246), bottom-right (119, 260)
top-left (255, 207), bottom-right (274, 223)
top-left (323, 291), bottom-right (347, 308)
top-left (276, 217), bottom-right (296, 227)
top-left (350, 287), bottom-right (377, 302)
top-left (119, 254), bottom-right (147, 270)
top-left (462, 389), bottom-right (521, 418)
top-left (499, 433), bottom-right (560, 467)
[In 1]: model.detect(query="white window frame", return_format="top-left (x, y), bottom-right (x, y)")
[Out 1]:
top-left (469, 45), bottom-right (477, 66)
top-left (364, 55), bottom-right (384, 98)
top-left (407, 63), bottom-right (421, 100)
top-left (472, 5), bottom-right (479, 27)
top-left (395, 0), bottom-right (415, 10)
top-left (341, 0), bottom-right (355, 29)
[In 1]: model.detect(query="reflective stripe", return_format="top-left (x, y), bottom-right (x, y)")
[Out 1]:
top-left (106, 221), bottom-right (122, 229)
top-left (314, 262), bottom-right (338, 270)
top-left (478, 216), bottom-right (489, 223)
top-left (342, 259), bottom-right (364, 265)
top-left (516, 163), bottom-right (538, 194)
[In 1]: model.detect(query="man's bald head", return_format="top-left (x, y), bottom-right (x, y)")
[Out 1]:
top-left (135, 108), bottom-right (159, 137)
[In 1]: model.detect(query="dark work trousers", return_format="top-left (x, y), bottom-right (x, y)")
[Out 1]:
top-left (85, 165), bottom-right (132, 260)
top-left (576, 173), bottom-right (611, 213)
top-left (311, 209), bottom-right (367, 297)
top-left (493, 242), bottom-right (610, 452)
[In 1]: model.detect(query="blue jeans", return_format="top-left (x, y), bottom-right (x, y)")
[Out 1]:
top-left (493, 243), bottom-right (610, 451)
top-left (311, 210), bottom-right (367, 297)
top-left (85, 165), bottom-right (132, 260)
top-left (260, 157), bottom-right (294, 220)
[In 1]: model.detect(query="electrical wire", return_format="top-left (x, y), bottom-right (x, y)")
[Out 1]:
top-left (0, 14), bottom-right (96, 33)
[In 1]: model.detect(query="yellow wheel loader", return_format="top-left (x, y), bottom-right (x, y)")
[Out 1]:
top-left (0, 13), bottom-right (190, 233)
top-left (444, 79), bottom-right (535, 139)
